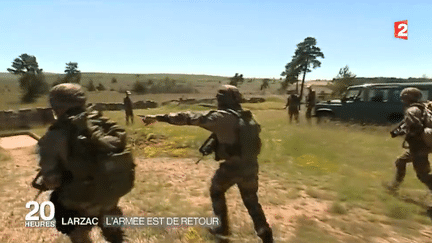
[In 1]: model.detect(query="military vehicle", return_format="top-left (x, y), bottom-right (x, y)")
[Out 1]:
top-left (314, 82), bottom-right (432, 124)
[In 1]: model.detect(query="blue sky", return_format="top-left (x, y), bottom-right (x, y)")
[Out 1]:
top-left (1, 0), bottom-right (431, 80)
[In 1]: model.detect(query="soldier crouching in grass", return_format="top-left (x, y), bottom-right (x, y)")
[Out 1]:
top-left (384, 88), bottom-right (432, 212)
top-left (37, 83), bottom-right (134, 243)
top-left (140, 85), bottom-right (273, 243)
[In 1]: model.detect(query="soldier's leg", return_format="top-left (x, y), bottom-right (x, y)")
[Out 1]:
top-left (237, 173), bottom-right (273, 243)
top-left (209, 166), bottom-right (237, 236)
top-left (385, 151), bottom-right (412, 192)
top-left (412, 153), bottom-right (432, 191)
top-left (130, 113), bottom-right (134, 124)
top-left (69, 226), bottom-right (93, 243)
top-left (294, 111), bottom-right (299, 123)
top-left (306, 107), bottom-right (312, 119)
top-left (288, 111), bottom-right (293, 123)
top-left (99, 206), bottom-right (125, 243)
top-left (125, 113), bottom-right (129, 125)
top-left (50, 190), bottom-right (83, 237)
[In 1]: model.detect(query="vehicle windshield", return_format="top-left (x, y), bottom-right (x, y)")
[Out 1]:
top-left (343, 88), bottom-right (362, 100)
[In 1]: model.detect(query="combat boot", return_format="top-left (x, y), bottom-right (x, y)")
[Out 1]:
top-left (69, 226), bottom-right (92, 243)
top-left (101, 226), bottom-right (125, 243)
top-left (257, 227), bottom-right (273, 243)
top-left (382, 181), bottom-right (401, 194)
top-left (208, 225), bottom-right (229, 236)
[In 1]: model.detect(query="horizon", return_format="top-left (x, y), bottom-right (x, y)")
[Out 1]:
top-left (1, 1), bottom-right (431, 80)
top-left (2, 71), bottom-right (429, 82)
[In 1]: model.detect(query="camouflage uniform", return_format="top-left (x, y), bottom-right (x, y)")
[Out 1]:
top-left (285, 93), bottom-right (300, 123)
top-left (386, 88), bottom-right (432, 193)
top-left (141, 85), bottom-right (273, 243)
top-left (38, 83), bottom-right (125, 243)
top-left (124, 91), bottom-right (134, 125)
top-left (305, 87), bottom-right (316, 120)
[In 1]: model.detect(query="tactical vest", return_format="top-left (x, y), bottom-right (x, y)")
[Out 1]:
top-left (214, 109), bottom-right (261, 162)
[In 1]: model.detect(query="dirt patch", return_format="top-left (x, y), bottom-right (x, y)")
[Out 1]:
top-left (0, 135), bottom-right (38, 149)
top-left (2, 147), bottom-right (432, 242)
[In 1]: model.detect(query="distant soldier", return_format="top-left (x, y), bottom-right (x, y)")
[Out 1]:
top-left (305, 85), bottom-right (316, 121)
top-left (284, 92), bottom-right (300, 123)
top-left (384, 87), bottom-right (432, 197)
top-left (140, 85), bottom-right (273, 243)
top-left (37, 83), bottom-right (133, 243)
top-left (124, 91), bottom-right (134, 125)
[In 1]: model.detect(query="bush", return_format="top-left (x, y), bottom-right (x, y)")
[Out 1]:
top-left (87, 80), bottom-right (96, 91)
top-left (133, 81), bottom-right (146, 94)
top-left (96, 82), bottom-right (106, 91)
top-left (19, 73), bottom-right (49, 103)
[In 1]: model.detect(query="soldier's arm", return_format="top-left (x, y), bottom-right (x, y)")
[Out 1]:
top-left (37, 129), bottom-right (68, 190)
top-left (144, 111), bottom-right (222, 132)
top-left (404, 106), bottom-right (424, 136)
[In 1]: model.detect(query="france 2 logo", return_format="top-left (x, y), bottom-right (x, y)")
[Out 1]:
top-left (394, 20), bottom-right (408, 40)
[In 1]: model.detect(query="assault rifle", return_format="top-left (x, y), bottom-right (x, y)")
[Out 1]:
top-left (196, 133), bottom-right (218, 164)
top-left (31, 170), bottom-right (49, 200)
top-left (390, 121), bottom-right (407, 138)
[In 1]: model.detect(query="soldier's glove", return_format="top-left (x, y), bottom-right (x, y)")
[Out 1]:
top-left (70, 112), bottom-right (91, 132)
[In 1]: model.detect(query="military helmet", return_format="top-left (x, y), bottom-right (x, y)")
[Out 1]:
top-left (49, 83), bottom-right (86, 110)
top-left (400, 87), bottom-right (422, 102)
top-left (217, 85), bottom-right (242, 104)
top-left (126, 91), bottom-right (131, 95)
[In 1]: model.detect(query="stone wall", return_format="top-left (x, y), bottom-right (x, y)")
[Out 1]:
top-left (0, 108), bottom-right (55, 130)
top-left (0, 97), bottom-right (265, 130)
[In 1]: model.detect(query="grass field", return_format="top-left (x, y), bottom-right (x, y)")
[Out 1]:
top-left (1, 99), bottom-right (432, 242)
top-left (0, 72), bottom-right (281, 111)
top-left (1, 73), bottom-right (432, 242)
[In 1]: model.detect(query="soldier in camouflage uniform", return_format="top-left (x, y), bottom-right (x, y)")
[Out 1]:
top-left (284, 92), bottom-right (300, 123)
top-left (38, 83), bottom-right (126, 243)
top-left (384, 88), bottom-right (432, 195)
top-left (141, 85), bottom-right (273, 243)
top-left (305, 86), bottom-right (316, 121)
top-left (124, 91), bottom-right (134, 125)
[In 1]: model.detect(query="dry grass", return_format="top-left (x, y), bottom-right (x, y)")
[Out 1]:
top-left (2, 79), bottom-right (432, 242)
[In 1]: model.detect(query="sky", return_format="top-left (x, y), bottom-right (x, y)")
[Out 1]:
top-left (1, 0), bottom-right (431, 80)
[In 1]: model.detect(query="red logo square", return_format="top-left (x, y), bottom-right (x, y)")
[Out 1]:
top-left (394, 20), bottom-right (408, 40)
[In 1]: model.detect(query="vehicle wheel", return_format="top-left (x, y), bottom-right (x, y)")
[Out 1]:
top-left (316, 112), bottom-right (334, 124)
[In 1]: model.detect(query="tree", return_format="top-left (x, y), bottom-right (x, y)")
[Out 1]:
top-left (330, 65), bottom-right (357, 96)
top-left (63, 62), bottom-right (81, 83)
top-left (281, 56), bottom-right (302, 92)
top-left (229, 73), bottom-right (244, 87)
top-left (7, 53), bottom-right (48, 103)
top-left (282, 37), bottom-right (324, 99)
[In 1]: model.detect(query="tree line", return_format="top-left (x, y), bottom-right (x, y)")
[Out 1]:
top-left (8, 43), bottom-right (429, 103)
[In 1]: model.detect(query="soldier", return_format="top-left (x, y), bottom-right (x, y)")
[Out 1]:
top-left (124, 91), bottom-right (134, 125)
top-left (284, 92), bottom-right (300, 123)
top-left (305, 85), bottom-right (316, 121)
top-left (140, 85), bottom-right (273, 243)
top-left (37, 83), bottom-right (128, 243)
top-left (384, 87), bottom-right (432, 196)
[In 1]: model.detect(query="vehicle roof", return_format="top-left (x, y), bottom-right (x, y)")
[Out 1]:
top-left (348, 82), bottom-right (432, 89)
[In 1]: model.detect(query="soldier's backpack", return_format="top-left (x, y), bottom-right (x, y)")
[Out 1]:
top-left (52, 109), bottom-right (135, 206)
top-left (410, 102), bottom-right (432, 148)
top-left (227, 109), bottom-right (262, 161)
